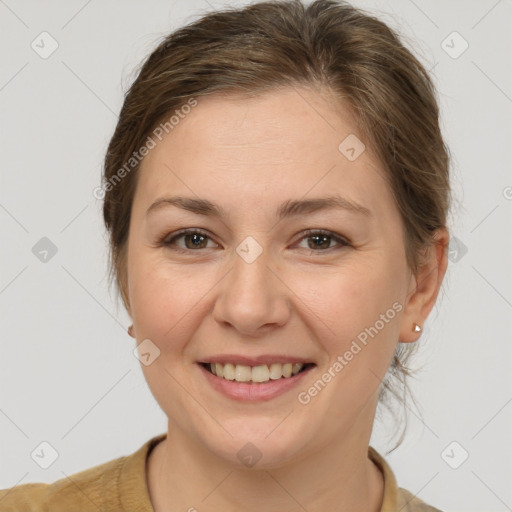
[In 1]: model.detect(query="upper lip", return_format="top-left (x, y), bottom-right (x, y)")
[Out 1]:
top-left (198, 354), bottom-right (314, 366)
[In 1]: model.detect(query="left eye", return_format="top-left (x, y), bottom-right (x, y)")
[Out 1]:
top-left (296, 230), bottom-right (349, 251)
top-left (162, 229), bottom-right (349, 252)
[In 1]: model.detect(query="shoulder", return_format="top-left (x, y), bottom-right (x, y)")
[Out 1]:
top-left (397, 487), bottom-right (444, 512)
top-left (0, 453), bottom-right (127, 512)
top-left (368, 446), bottom-right (444, 512)
top-left (0, 434), bottom-right (165, 512)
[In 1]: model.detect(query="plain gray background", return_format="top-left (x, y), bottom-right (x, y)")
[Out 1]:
top-left (1, 1), bottom-right (511, 510)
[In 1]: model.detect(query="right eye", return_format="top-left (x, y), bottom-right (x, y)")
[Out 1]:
top-left (161, 228), bottom-right (219, 252)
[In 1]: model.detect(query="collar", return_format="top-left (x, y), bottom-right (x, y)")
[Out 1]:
top-left (118, 434), bottom-right (398, 511)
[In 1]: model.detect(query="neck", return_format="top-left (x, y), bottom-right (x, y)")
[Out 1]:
top-left (147, 411), bottom-right (384, 512)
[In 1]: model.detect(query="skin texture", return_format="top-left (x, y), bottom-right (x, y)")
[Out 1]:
top-left (126, 86), bottom-right (448, 512)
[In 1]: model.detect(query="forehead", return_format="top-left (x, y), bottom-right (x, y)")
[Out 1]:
top-left (134, 86), bottom-right (394, 221)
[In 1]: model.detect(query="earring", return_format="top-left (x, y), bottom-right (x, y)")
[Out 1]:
top-left (413, 323), bottom-right (422, 333)
top-left (127, 325), bottom-right (134, 338)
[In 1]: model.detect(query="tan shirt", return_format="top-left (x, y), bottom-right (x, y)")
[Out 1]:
top-left (0, 434), bottom-right (442, 511)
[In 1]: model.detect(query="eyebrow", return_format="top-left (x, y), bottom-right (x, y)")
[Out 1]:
top-left (145, 194), bottom-right (371, 219)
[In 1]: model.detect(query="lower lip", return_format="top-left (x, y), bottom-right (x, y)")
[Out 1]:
top-left (198, 364), bottom-right (315, 402)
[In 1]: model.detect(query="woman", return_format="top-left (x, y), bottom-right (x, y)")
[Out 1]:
top-left (0, 0), bottom-right (450, 510)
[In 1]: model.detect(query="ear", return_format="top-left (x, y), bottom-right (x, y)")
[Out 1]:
top-left (399, 228), bottom-right (449, 343)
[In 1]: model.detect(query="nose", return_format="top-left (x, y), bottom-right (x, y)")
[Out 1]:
top-left (212, 246), bottom-right (291, 336)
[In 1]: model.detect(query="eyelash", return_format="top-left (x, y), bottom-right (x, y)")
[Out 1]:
top-left (160, 228), bottom-right (350, 254)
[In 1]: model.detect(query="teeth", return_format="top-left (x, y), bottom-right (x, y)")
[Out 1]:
top-left (235, 364), bottom-right (252, 382)
top-left (223, 363), bottom-right (236, 381)
top-left (292, 363), bottom-right (303, 375)
top-left (252, 365), bottom-right (270, 383)
top-left (269, 363), bottom-right (282, 380)
top-left (206, 362), bottom-right (306, 383)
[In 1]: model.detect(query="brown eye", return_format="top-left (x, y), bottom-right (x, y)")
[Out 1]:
top-left (163, 229), bottom-right (217, 251)
top-left (182, 233), bottom-right (208, 249)
top-left (160, 228), bottom-right (349, 254)
top-left (297, 230), bottom-right (349, 252)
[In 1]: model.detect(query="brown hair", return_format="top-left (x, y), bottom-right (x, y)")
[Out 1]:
top-left (102, 0), bottom-right (451, 447)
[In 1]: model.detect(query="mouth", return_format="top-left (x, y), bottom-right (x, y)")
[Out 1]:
top-left (199, 361), bottom-right (315, 384)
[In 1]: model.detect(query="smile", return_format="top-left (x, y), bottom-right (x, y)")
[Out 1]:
top-left (198, 360), bottom-right (316, 402)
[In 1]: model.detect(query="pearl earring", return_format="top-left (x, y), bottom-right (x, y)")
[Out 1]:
top-left (413, 323), bottom-right (422, 333)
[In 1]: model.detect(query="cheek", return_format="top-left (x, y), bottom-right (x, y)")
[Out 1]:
top-left (322, 259), bottom-right (402, 327)
top-left (301, 255), bottom-right (405, 371)
top-left (128, 252), bottom-right (216, 347)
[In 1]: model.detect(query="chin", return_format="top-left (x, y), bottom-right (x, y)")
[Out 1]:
top-left (198, 422), bottom-right (311, 470)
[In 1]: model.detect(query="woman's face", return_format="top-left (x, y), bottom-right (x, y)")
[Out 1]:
top-left (127, 86), bottom-right (417, 467)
